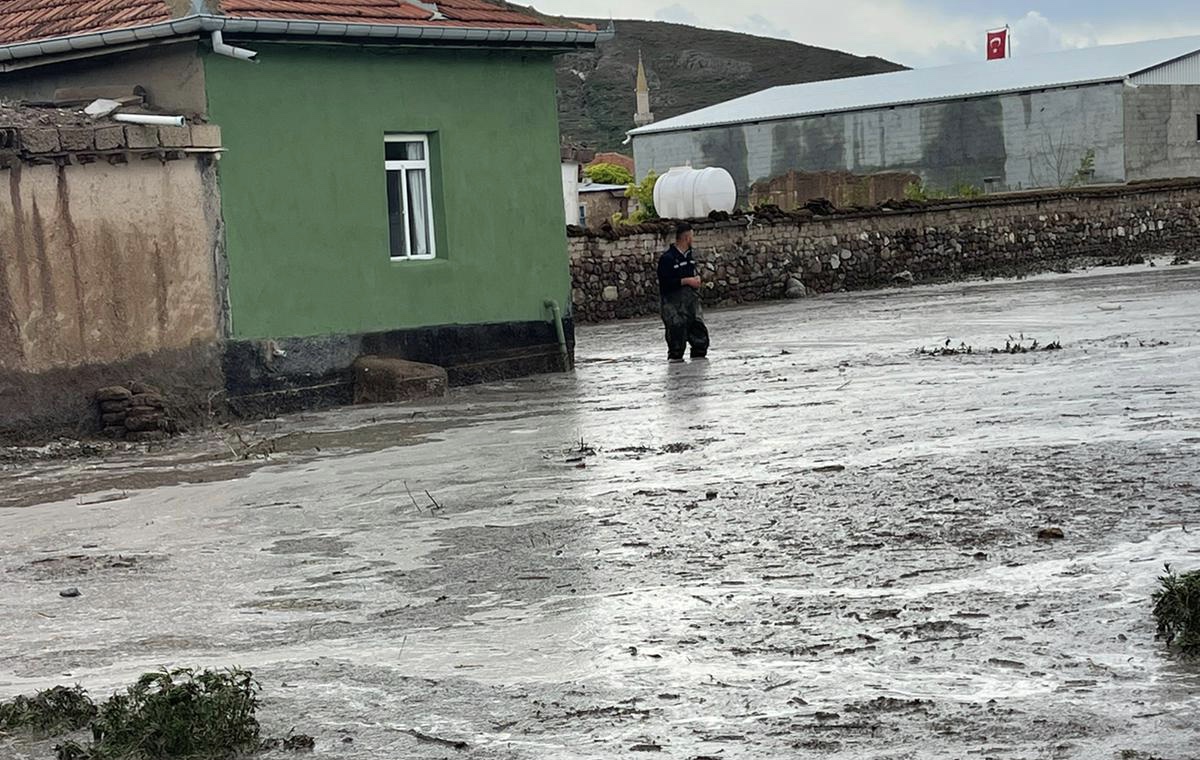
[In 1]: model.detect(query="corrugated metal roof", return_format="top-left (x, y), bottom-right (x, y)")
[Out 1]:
top-left (631, 35), bottom-right (1200, 137)
top-left (1130, 50), bottom-right (1200, 85)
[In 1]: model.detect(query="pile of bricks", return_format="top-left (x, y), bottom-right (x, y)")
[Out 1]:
top-left (94, 383), bottom-right (174, 442)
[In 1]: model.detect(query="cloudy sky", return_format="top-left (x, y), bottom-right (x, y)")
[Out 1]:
top-left (529, 1), bottom-right (1200, 67)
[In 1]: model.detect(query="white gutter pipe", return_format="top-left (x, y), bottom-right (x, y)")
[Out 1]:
top-left (210, 30), bottom-right (258, 62)
top-left (0, 15), bottom-right (612, 67)
top-left (113, 113), bottom-right (186, 127)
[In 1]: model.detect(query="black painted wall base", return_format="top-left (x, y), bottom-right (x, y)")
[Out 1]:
top-left (223, 319), bottom-right (575, 418)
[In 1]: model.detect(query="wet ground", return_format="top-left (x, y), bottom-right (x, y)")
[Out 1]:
top-left (2, 263), bottom-right (1199, 759)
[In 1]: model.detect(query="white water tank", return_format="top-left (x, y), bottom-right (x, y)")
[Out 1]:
top-left (653, 166), bottom-right (737, 219)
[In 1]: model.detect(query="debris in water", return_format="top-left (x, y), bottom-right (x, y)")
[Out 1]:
top-left (1037, 528), bottom-right (1066, 541)
top-left (404, 728), bottom-right (469, 750)
top-left (917, 340), bottom-right (974, 356)
top-left (261, 733), bottom-right (316, 752)
top-left (987, 658), bottom-right (1028, 669)
top-left (59, 588), bottom-right (81, 598)
top-left (917, 336), bottom-right (1063, 356)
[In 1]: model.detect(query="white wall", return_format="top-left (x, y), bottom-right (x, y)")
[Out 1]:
top-left (562, 162), bottom-right (581, 225)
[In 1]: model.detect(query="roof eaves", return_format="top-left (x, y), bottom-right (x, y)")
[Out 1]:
top-left (629, 75), bottom-right (1128, 138)
top-left (0, 11), bottom-right (611, 67)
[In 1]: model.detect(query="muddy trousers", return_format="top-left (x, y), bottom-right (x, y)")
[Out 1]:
top-left (661, 289), bottom-right (710, 360)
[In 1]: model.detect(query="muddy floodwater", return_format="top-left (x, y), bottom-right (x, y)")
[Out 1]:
top-left (2, 265), bottom-right (1200, 759)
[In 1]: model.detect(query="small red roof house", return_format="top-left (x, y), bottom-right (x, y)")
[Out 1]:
top-left (588, 151), bottom-right (635, 175)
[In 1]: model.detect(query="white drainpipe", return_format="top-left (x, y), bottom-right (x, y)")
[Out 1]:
top-left (113, 113), bottom-right (186, 127)
top-left (210, 30), bottom-right (258, 62)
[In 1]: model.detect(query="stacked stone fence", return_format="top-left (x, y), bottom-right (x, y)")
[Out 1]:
top-left (568, 180), bottom-right (1200, 322)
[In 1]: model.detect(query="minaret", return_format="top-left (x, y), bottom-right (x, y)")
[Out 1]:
top-left (634, 51), bottom-right (655, 127)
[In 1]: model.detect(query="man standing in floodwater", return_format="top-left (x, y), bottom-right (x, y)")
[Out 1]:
top-left (657, 222), bottom-right (710, 362)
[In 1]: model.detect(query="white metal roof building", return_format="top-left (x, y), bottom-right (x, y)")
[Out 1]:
top-left (630, 36), bottom-right (1200, 205)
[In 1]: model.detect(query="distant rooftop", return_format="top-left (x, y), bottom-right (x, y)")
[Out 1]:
top-left (630, 35), bottom-right (1200, 137)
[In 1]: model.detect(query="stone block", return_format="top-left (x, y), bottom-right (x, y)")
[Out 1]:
top-left (158, 125), bottom-right (191, 148)
top-left (125, 415), bottom-right (164, 432)
top-left (20, 128), bottom-right (60, 153)
top-left (352, 356), bottom-right (448, 406)
top-left (125, 125), bottom-right (158, 149)
top-left (785, 277), bottom-right (809, 299)
top-left (189, 124), bottom-right (222, 148)
top-left (94, 125), bottom-right (127, 151)
top-left (602, 286), bottom-right (619, 302)
top-left (129, 393), bottom-right (166, 409)
top-left (58, 127), bottom-right (95, 151)
top-left (95, 386), bottom-right (132, 402)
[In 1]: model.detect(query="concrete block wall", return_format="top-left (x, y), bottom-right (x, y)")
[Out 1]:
top-left (569, 181), bottom-right (1200, 322)
top-left (1125, 85), bottom-right (1200, 181)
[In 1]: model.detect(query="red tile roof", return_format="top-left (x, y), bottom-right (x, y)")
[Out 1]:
top-left (0, 0), bottom-right (584, 47)
top-left (0, 1), bottom-right (171, 46)
top-left (219, 0), bottom-right (554, 28)
top-left (588, 152), bottom-right (635, 174)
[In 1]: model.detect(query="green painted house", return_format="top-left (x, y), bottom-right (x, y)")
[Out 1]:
top-left (0, 0), bottom-right (604, 417)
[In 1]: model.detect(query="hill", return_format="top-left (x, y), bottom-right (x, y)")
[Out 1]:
top-left (555, 19), bottom-right (906, 152)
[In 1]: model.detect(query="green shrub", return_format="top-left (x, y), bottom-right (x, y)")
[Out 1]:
top-left (625, 170), bottom-right (659, 220)
top-left (584, 162), bottom-right (634, 186)
top-left (0, 685), bottom-right (97, 737)
top-left (1153, 566), bottom-right (1200, 657)
top-left (55, 668), bottom-right (261, 760)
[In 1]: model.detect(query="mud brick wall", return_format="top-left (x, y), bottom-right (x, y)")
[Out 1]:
top-left (568, 180), bottom-right (1200, 322)
top-left (0, 125), bottom-right (225, 439)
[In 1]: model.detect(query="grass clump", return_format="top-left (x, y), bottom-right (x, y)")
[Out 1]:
top-left (1153, 565), bottom-right (1200, 657)
top-left (55, 668), bottom-right (262, 760)
top-left (0, 685), bottom-right (97, 737)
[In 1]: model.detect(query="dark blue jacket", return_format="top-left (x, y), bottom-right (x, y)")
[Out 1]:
top-left (658, 245), bottom-right (697, 297)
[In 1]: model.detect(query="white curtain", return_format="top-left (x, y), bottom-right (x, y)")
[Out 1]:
top-left (407, 169), bottom-right (430, 256)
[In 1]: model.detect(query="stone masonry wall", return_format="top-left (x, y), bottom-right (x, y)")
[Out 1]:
top-left (569, 180), bottom-right (1200, 322)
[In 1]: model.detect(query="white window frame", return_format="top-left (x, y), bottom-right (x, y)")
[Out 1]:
top-left (385, 134), bottom-right (437, 261)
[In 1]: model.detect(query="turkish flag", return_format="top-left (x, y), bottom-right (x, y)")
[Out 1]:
top-left (987, 29), bottom-right (1009, 60)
